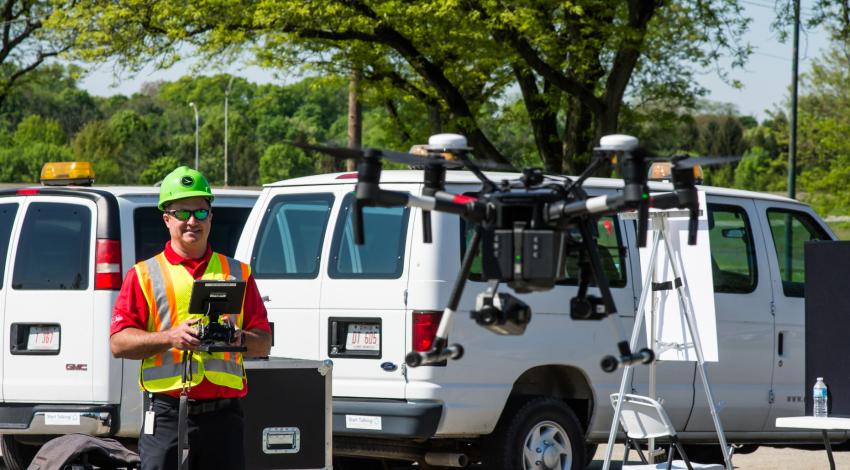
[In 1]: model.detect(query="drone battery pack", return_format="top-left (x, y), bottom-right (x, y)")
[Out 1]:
top-left (243, 358), bottom-right (332, 470)
top-left (481, 229), bottom-right (567, 286)
top-left (482, 229), bottom-right (514, 281)
top-left (522, 230), bottom-right (566, 282)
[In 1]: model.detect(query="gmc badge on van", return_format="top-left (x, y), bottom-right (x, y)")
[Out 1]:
top-left (65, 363), bottom-right (88, 371)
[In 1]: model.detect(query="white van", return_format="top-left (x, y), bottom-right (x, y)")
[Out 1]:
top-left (0, 167), bottom-right (258, 470)
top-left (235, 169), bottom-right (835, 469)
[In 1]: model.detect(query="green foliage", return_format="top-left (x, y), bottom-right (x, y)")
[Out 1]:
top-left (140, 156), bottom-right (181, 185)
top-left (0, 65), bottom-right (101, 135)
top-left (71, 120), bottom-right (123, 183)
top-left (733, 146), bottom-right (786, 192)
top-left (49, 0), bottom-right (752, 171)
top-left (14, 115), bottom-right (66, 146)
top-left (259, 144), bottom-right (315, 184)
top-left (0, 142), bottom-right (73, 182)
top-left (829, 221), bottom-right (850, 241)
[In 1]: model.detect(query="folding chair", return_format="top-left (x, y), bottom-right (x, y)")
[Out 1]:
top-left (610, 393), bottom-right (725, 470)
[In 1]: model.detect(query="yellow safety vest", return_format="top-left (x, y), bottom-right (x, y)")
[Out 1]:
top-left (135, 251), bottom-right (250, 393)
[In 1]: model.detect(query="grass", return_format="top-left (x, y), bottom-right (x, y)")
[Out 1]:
top-left (828, 221), bottom-right (850, 240)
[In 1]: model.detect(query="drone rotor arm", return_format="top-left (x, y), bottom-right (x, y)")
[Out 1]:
top-left (406, 227), bottom-right (482, 368)
top-left (548, 194), bottom-right (627, 223)
top-left (648, 192), bottom-right (680, 210)
top-left (578, 220), bottom-right (618, 315)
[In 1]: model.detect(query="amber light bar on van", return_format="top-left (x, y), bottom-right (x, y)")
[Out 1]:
top-left (412, 310), bottom-right (443, 352)
top-left (95, 239), bottom-right (122, 290)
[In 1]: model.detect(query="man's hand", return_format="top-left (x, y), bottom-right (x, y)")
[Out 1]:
top-left (167, 318), bottom-right (201, 350)
top-left (111, 319), bottom-right (201, 360)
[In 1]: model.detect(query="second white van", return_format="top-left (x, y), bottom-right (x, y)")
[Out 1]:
top-left (235, 169), bottom-right (835, 469)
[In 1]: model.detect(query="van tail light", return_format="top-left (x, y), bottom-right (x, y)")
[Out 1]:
top-left (95, 239), bottom-right (122, 290)
top-left (412, 310), bottom-right (442, 352)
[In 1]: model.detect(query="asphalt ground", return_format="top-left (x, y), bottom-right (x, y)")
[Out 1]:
top-left (587, 444), bottom-right (850, 469)
top-left (5, 443), bottom-right (850, 468)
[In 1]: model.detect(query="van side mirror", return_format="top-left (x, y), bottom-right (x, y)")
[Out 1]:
top-left (721, 228), bottom-right (746, 239)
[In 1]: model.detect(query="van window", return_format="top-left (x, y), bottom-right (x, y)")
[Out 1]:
top-left (329, 193), bottom-right (410, 279)
top-left (461, 215), bottom-right (627, 287)
top-left (252, 194), bottom-right (334, 279)
top-left (0, 203), bottom-right (18, 288)
top-left (134, 206), bottom-right (252, 262)
top-left (708, 204), bottom-right (757, 293)
top-left (13, 202), bottom-right (91, 290)
top-left (766, 209), bottom-right (830, 297)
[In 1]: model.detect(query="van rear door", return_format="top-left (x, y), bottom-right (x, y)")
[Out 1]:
top-left (0, 199), bottom-right (22, 402)
top-left (319, 184), bottom-right (414, 400)
top-left (754, 201), bottom-right (832, 428)
top-left (684, 197), bottom-right (775, 432)
top-left (3, 197), bottom-right (97, 402)
top-left (247, 188), bottom-right (335, 359)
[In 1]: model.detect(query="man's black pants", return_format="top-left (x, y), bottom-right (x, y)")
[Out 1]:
top-left (139, 395), bottom-right (245, 470)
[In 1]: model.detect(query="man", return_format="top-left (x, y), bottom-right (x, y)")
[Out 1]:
top-left (110, 166), bottom-right (272, 470)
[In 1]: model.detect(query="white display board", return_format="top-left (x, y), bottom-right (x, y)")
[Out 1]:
top-left (638, 191), bottom-right (718, 362)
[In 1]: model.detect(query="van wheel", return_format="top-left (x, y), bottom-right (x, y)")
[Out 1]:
top-left (482, 397), bottom-right (585, 470)
top-left (585, 442), bottom-right (599, 467)
top-left (1, 435), bottom-right (40, 470)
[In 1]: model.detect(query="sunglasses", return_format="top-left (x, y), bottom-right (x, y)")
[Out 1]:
top-left (166, 208), bottom-right (210, 221)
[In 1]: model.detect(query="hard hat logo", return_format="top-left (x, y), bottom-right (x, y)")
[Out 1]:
top-left (157, 166), bottom-right (215, 211)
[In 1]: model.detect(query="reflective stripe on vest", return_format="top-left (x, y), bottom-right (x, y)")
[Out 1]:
top-left (136, 251), bottom-right (250, 393)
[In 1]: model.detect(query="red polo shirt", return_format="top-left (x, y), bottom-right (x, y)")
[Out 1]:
top-left (110, 242), bottom-right (270, 399)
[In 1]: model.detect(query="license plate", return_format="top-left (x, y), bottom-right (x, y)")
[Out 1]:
top-left (27, 326), bottom-right (59, 351)
top-left (345, 324), bottom-right (380, 351)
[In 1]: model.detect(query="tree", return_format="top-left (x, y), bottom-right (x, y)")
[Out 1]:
top-left (733, 146), bottom-right (786, 192)
top-left (71, 120), bottom-right (123, 183)
top-left (139, 155), bottom-right (181, 185)
top-left (50, 0), bottom-right (751, 173)
top-left (13, 114), bottom-right (65, 145)
top-left (259, 143), bottom-right (315, 183)
top-left (0, 141), bottom-right (72, 182)
top-left (0, 1), bottom-right (77, 106)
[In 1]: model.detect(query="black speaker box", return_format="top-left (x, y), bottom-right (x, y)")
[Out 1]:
top-left (805, 241), bottom-right (850, 416)
top-left (243, 357), bottom-right (332, 469)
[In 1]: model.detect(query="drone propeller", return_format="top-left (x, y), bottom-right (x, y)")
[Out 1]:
top-left (289, 141), bottom-right (516, 172)
top-left (672, 155), bottom-right (742, 169)
top-left (645, 154), bottom-right (742, 169)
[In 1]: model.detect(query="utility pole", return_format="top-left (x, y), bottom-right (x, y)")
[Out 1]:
top-left (224, 76), bottom-right (235, 187)
top-left (788, 0), bottom-right (800, 199)
top-left (347, 68), bottom-right (362, 171)
top-left (189, 102), bottom-right (200, 170)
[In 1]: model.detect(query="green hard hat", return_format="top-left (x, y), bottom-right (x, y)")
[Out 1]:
top-left (158, 166), bottom-right (214, 210)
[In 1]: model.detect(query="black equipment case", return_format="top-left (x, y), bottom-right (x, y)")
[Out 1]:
top-left (243, 357), bottom-right (333, 470)
top-left (805, 240), bottom-right (850, 416)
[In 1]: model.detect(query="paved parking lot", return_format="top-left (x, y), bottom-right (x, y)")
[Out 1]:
top-left (588, 444), bottom-right (850, 469)
top-left (5, 444), bottom-right (850, 468)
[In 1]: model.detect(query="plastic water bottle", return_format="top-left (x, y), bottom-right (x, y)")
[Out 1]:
top-left (814, 377), bottom-right (828, 418)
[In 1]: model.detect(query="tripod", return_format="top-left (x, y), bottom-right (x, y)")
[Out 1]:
top-left (602, 210), bottom-right (732, 470)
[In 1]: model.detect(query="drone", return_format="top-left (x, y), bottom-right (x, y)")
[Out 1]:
top-left (292, 134), bottom-right (737, 372)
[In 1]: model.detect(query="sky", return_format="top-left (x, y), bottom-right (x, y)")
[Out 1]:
top-left (76, 3), bottom-right (830, 122)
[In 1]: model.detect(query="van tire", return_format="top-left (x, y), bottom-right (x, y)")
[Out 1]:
top-left (1, 435), bottom-right (39, 470)
top-left (482, 397), bottom-right (585, 470)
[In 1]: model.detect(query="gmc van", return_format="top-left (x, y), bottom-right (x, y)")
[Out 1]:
top-left (234, 169), bottom-right (834, 469)
top-left (0, 173), bottom-right (258, 470)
